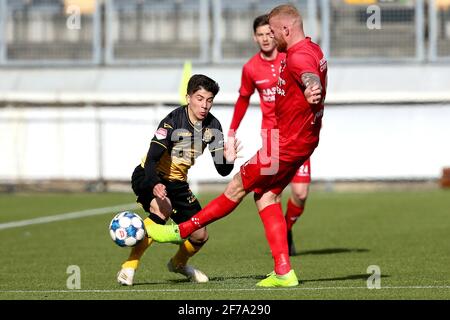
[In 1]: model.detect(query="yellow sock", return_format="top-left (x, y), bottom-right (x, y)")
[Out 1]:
top-left (171, 239), bottom-right (203, 268)
top-left (121, 218), bottom-right (154, 270)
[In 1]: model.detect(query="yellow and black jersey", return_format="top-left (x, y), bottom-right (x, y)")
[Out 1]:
top-left (137, 105), bottom-right (233, 189)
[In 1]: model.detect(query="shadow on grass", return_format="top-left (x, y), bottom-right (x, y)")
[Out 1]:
top-left (208, 275), bottom-right (266, 282)
top-left (132, 274), bottom-right (266, 286)
top-left (209, 273), bottom-right (390, 284)
top-left (293, 248), bottom-right (370, 256)
top-left (131, 247), bottom-right (380, 286)
top-left (132, 273), bottom-right (390, 286)
top-left (301, 273), bottom-right (390, 284)
top-left (133, 273), bottom-right (390, 286)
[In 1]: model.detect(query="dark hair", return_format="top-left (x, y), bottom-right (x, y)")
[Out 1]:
top-left (253, 14), bottom-right (269, 33)
top-left (187, 74), bottom-right (220, 97)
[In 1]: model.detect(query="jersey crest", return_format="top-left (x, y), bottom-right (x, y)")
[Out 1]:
top-left (202, 128), bottom-right (213, 143)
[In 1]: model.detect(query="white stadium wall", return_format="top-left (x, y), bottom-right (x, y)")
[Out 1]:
top-left (1, 104), bottom-right (450, 183)
top-left (1, 63), bottom-right (450, 183)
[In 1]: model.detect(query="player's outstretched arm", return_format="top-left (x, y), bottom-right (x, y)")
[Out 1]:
top-left (229, 95), bottom-right (251, 137)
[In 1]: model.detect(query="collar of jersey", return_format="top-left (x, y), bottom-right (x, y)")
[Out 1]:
top-left (185, 106), bottom-right (204, 133)
top-left (287, 37), bottom-right (311, 55)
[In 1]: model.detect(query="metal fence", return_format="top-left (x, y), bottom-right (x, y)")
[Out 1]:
top-left (105, 0), bottom-right (210, 64)
top-left (210, 0), bottom-right (317, 62)
top-left (429, 0), bottom-right (450, 60)
top-left (323, 0), bottom-right (424, 61)
top-left (0, 0), bottom-right (101, 65)
top-left (0, 0), bottom-right (449, 65)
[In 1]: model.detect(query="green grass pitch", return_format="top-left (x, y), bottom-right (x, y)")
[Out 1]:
top-left (0, 189), bottom-right (449, 300)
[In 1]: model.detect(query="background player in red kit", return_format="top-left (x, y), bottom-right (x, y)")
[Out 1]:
top-left (228, 14), bottom-right (314, 256)
top-left (147, 4), bottom-right (327, 288)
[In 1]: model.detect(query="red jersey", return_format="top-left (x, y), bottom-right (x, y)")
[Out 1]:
top-left (275, 37), bottom-right (327, 162)
top-left (234, 51), bottom-right (286, 131)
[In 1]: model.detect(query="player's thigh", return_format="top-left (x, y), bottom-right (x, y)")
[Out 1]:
top-left (291, 158), bottom-right (311, 184)
top-left (149, 197), bottom-right (173, 220)
top-left (223, 172), bottom-right (246, 202)
top-left (166, 182), bottom-right (209, 243)
top-left (167, 181), bottom-right (202, 225)
top-left (240, 152), bottom-right (276, 193)
top-left (133, 177), bottom-right (173, 220)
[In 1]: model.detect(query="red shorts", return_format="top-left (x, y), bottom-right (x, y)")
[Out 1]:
top-left (240, 149), bottom-right (309, 195)
top-left (291, 158), bottom-right (311, 183)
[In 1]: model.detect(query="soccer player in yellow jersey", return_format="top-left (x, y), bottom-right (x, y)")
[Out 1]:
top-left (117, 74), bottom-right (239, 285)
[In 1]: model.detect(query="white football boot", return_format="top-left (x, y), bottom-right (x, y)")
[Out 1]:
top-left (117, 268), bottom-right (135, 286)
top-left (167, 259), bottom-right (209, 283)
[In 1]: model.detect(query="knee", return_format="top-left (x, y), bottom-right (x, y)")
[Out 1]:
top-left (291, 184), bottom-right (309, 203)
top-left (255, 191), bottom-right (280, 212)
top-left (293, 191), bottom-right (308, 203)
top-left (189, 228), bottom-right (209, 245)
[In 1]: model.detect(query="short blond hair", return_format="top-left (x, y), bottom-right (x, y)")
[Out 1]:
top-left (268, 4), bottom-right (303, 28)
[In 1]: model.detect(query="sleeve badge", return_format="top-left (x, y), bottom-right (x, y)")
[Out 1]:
top-left (155, 128), bottom-right (168, 140)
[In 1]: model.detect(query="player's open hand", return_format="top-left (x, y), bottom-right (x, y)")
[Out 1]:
top-left (153, 183), bottom-right (167, 200)
top-left (224, 136), bottom-right (242, 163)
top-left (304, 84), bottom-right (322, 105)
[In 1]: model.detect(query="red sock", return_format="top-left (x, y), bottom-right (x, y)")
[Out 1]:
top-left (179, 193), bottom-right (239, 238)
top-left (259, 203), bottom-right (291, 275)
top-left (285, 198), bottom-right (305, 231)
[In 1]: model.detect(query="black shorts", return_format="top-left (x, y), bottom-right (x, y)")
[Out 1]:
top-left (131, 165), bottom-right (202, 224)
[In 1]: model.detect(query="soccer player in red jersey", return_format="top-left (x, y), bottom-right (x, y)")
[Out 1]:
top-left (147, 4), bottom-right (327, 287)
top-left (228, 14), bottom-right (314, 257)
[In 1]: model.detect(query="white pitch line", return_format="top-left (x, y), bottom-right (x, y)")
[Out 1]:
top-left (1, 286), bottom-right (450, 293)
top-left (0, 203), bottom-right (139, 230)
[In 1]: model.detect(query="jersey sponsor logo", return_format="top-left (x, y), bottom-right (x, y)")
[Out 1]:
top-left (263, 95), bottom-right (275, 102)
top-left (255, 79), bottom-right (270, 84)
top-left (276, 77), bottom-right (286, 97)
top-left (276, 86), bottom-right (286, 97)
top-left (163, 122), bottom-right (173, 129)
top-left (279, 59), bottom-right (286, 73)
top-left (155, 127), bottom-right (168, 140)
top-left (176, 130), bottom-right (192, 137)
top-left (261, 87), bottom-right (277, 102)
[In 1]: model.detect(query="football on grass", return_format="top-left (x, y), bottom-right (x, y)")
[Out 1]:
top-left (109, 211), bottom-right (145, 247)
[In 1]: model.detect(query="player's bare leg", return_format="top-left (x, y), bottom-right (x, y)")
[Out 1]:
top-left (286, 182), bottom-right (309, 256)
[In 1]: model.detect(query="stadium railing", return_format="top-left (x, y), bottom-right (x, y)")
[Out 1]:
top-left (0, 0), bottom-right (101, 66)
top-left (0, 0), bottom-right (449, 65)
